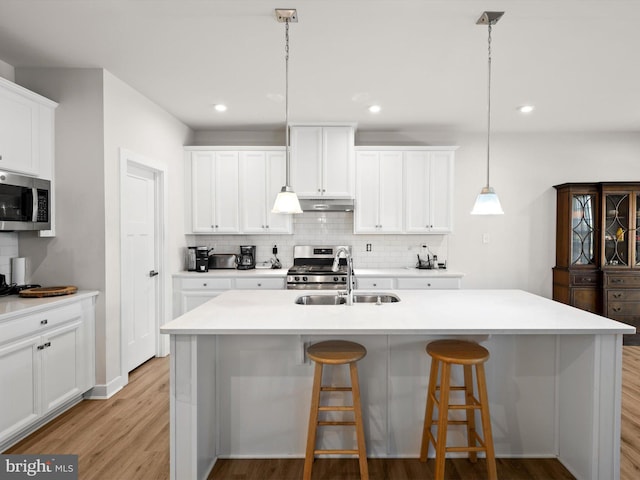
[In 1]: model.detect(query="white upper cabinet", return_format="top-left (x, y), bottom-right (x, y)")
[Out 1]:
top-left (190, 151), bottom-right (240, 234)
top-left (354, 147), bottom-right (456, 235)
top-left (404, 150), bottom-right (454, 234)
top-left (186, 148), bottom-right (292, 235)
top-left (239, 150), bottom-right (292, 234)
top-left (0, 77), bottom-right (57, 178)
top-left (355, 151), bottom-right (403, 233)
top-left (290, 125), bottom-right (355, 198)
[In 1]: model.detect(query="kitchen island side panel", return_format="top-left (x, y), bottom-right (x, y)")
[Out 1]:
top-left (170, 335), bottom-right (217, 480)
top-left (211, 334), bottom-right (560, 458)
top-left (557, 334), bottom-right (623, 480)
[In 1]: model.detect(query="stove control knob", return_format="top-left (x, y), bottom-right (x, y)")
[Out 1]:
top-left (295, 276), bottom-right (300, 281)
top-left (302, 276), bottom-right (308, 282)
top-left (333, 277), bottom-right (339, 282)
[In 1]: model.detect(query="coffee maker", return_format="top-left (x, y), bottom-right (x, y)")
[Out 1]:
top-left (237, 245), bottom-right (256, 270)
top-left (194, 246), bottom-right (210, 272)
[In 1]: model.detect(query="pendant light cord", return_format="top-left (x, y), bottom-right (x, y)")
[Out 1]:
top-left (285, 19), bottom-right (291, 187)
top-left (486, 23), bottom-right (492, 189)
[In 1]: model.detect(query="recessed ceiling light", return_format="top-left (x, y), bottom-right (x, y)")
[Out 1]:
top-left (517, 105), bottom-right (535, 114)
top-left (368, 105), bottom-right (381, 114)
top-left (213, 104), bottom-right (227, 112)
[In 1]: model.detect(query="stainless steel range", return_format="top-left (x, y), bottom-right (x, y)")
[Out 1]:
top-left (286, 245), bottom-right (352, 290)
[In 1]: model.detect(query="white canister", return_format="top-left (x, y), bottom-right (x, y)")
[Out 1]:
top-left (11, 257), bottom-right (26, 285)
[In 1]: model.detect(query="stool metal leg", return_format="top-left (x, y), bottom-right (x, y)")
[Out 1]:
top-left (420, 357), bottom-right (440, 462)
top-left (304, 362), bottom-right (323, 480)
top-left (463, 365), bottom-right (478, 463)
top-left (349, 361), bottom-right (369, 480)
top-left (476, 363), bottom-right (497, 480)
top-left (434, 362), bottom-right (451, 480)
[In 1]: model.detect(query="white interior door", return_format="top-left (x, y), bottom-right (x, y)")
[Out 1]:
top-left (124, 164), bottom-right (157, 371)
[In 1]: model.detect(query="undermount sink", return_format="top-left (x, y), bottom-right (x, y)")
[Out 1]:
top-left (295, 295), bottom-right (347, 305)
top-left (294, 293), bottom-right (400, 305)
top-left (353, 293), bottom-right (400, 304)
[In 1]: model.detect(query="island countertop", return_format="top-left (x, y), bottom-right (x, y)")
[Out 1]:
top-left (160, 289), bottom-right (634, 336)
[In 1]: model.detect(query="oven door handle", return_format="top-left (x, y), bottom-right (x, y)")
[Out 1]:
top-left (31, 187), bottom-right (38, 222)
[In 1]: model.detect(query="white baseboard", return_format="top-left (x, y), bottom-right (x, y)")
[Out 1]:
top-left (85, 375), bottom-right (125, 399)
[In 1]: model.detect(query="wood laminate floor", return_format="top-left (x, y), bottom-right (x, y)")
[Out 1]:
top-left (5, 347), bottom-right (640, 479)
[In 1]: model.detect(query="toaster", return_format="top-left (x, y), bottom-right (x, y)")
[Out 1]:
top-left (208, 254), bottom-right (238, 269)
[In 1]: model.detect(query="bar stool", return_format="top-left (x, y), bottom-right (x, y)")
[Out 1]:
top-left (304, 340), bottom-right (369, 480)
top-left (419, 339), bottom-right (497, 480)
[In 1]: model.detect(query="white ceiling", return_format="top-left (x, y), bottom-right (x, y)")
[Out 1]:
top-left (0, 0), bottom-right (639, 133)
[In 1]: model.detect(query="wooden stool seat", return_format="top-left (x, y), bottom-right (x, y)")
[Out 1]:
top-left (307, 340), bottom-right (367, 364)
top-left (420, 339), bottom-right (497, 480)
top-left (304, 340), bottom-right (369, 480)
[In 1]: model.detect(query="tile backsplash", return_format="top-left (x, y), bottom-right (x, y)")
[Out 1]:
top-left (186, 212), bottom-right (449, 270)
top-left (0, 232), bottom-right (19, 281)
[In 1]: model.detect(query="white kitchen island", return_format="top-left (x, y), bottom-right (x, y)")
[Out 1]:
top-left (160, 289), bottom-right (634, 480)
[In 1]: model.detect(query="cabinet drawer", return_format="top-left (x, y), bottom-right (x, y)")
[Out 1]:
top-left (396, 277), bottom-right (460, 289)
top-left (235, 278), bottom-right (284, 289)
top-left (608, 302), bottom-right (640, 316)
top-left (572, 273), bottom-right (599, 285)
top-left (181, 278), bottom-right (233, 290)
top-left (607, 290), bottom-right (640, 302)
top-left (0, 302), bottom-right (83, 346)
top-left (606, 275), bottom-right (640, 287)
top-left (356, 278), bottom-right (395, 289)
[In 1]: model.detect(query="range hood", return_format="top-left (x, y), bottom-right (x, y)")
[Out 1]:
top-left (299, 198), bottom-right (355, 212)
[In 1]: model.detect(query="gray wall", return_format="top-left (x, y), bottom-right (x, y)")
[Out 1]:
top-left (16, 68), bottom-right (192, 395)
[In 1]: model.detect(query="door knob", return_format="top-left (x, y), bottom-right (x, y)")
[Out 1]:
top-left (149, 270), bottom-right (159, 277)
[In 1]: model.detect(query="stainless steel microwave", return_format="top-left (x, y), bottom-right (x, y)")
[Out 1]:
top-left (0, 172), bottom-right (51, 231)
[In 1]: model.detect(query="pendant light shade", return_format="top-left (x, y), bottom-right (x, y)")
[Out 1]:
top-left (272, 185), bottom-right (302, 214)
top-left (471, 11), bottom-right (505, 216)
top-left (272, 8), bottom-right (302, 214)
top-left (471, 186), bottom-right (504, 215)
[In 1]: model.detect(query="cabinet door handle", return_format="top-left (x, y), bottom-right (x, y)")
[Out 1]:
top-left (373, 283), bottom-right (377, 287)
top-left (257, 283), bottom-right (262, 287)
top-left (149, 270), bottom-right (159, 277)
top-left (427, 283), bottom-right (432, 287)
top-left (40, 319), bottom-right (48, 325)
top-left (612, 278), bottom-right (624, 284)
top-left (44, 342), bottom-right (51, 348)
top-left (613, 293), bottom-right (623, 299)
top-left (613, 307), bottom-right (622, 312)
top-left (203, 283), bottom-right (208, 287)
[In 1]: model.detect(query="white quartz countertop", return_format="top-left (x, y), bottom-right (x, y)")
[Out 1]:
top-left (160, 289), bottom-right (634, 336)
top-left (173, 268), bottom-right (464, 278)
top-left (0, 290), bottom-right (99, 321)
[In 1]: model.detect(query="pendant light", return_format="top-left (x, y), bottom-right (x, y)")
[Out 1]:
top-left (471, 11), bottom-right (505, 215)
top-left (272, 8), bottom-right (302, 214)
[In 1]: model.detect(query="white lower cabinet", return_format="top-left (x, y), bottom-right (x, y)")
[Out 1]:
top-left (0, 296), bottom-right (96, 450)
top-left (356, 277), bottom-right (395, 290)
top-left (173, 275), bottom-right (285, 317)
top-left (356, 276), bottom-right (462, 290)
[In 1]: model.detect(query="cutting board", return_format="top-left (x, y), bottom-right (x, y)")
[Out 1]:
top-left (19, 286), bottom-right (78, 298)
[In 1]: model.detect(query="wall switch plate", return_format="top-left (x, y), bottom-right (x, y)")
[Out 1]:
top-left (482, 233), bottom-right (490, 244)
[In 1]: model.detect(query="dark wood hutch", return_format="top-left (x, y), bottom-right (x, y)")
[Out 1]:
top-left (553, 182), bottom-right (640, 345)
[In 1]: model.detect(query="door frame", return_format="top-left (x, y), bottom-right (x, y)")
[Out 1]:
top-left (119, 148), bottom-right (168, 387)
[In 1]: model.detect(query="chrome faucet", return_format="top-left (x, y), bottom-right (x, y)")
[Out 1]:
top-left (332, 246), bottom-right (353, 305)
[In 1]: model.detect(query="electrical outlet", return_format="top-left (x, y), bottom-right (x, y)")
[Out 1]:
top-left (366, 243), bottom-right (372, 252)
